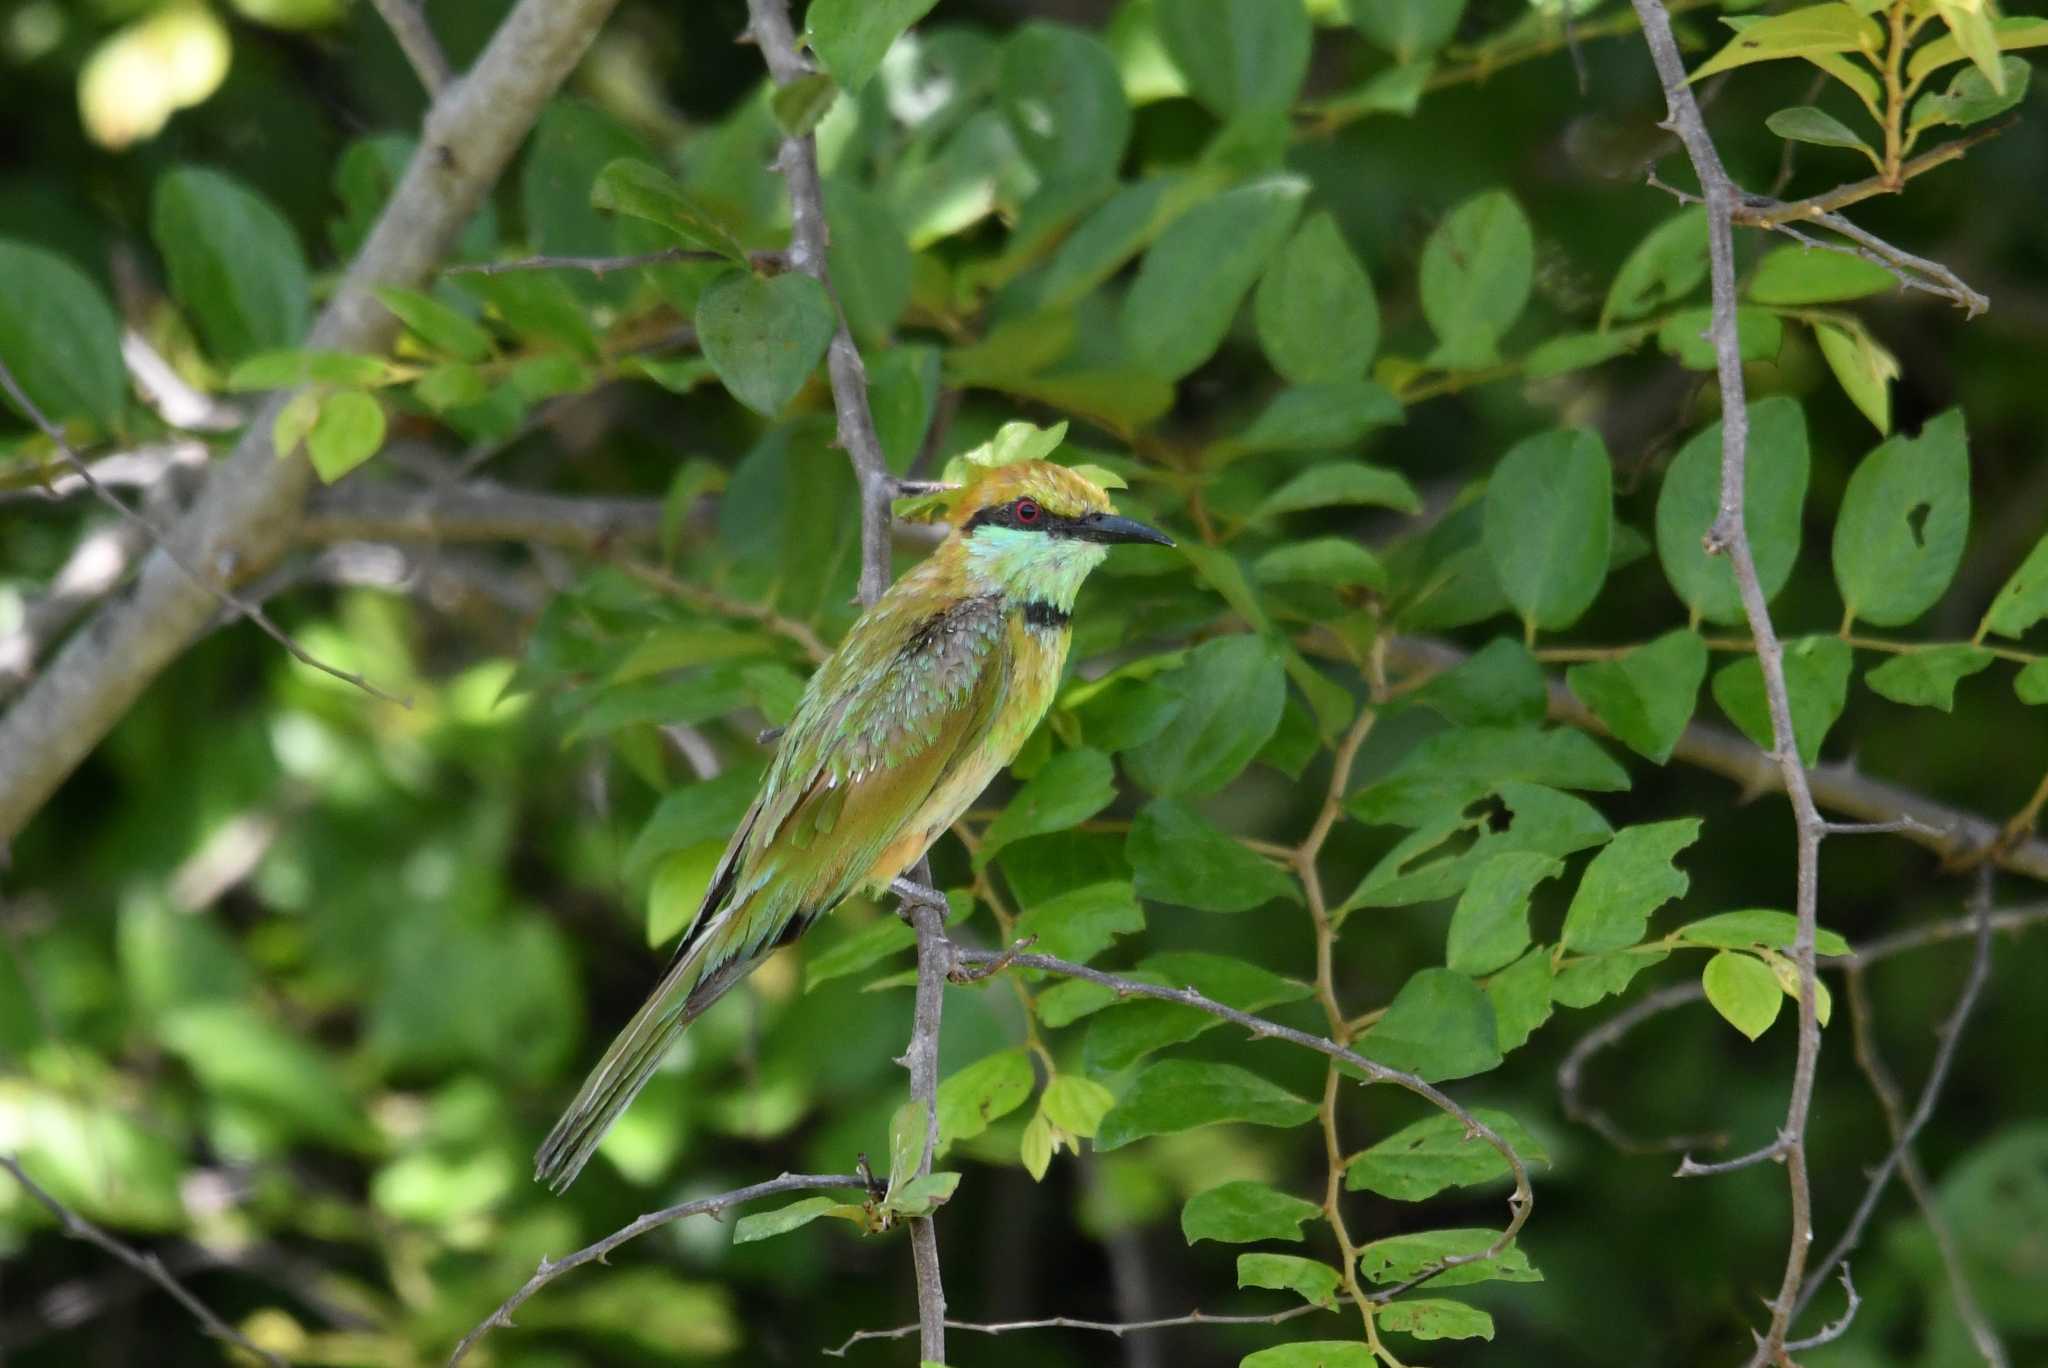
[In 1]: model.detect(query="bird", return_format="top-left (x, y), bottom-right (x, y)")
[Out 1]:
top-left (535, 458), bottom-right (1172, 1190)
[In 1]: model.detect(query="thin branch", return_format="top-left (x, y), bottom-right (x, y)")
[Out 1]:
top-left (1383, 636), bottom-right (2048, 884)
top-left (0, 0), bottom-right (626, 846)
top-left (1793, 870), bottom-right (1998, 1333)
top-left (367, 0), bottom-right (451, 96)
top-left (445, 247), bottom-right (787, 278)
top-left (952, 942), bottom-right (1535, 1299)
top-left (0, 1154), bottom-right (285, 1367)
top-left (1556, 981), bottom-right (1726, 1156)
top-left (1741, 120), bottom-right (2010, 229)
top-left (1629, 5), bottom-right (1832, 1360)
top-left (1782, 1267), bottom-right (1860, 1353)
top-left (1841, 964), bottom-right (2007, 1364)
top-left (446, 1172), bottom-right (865, 1364)
top-left (0, 360), bottom-right (408, 707)
top-left (825, 1302), bottom-right (1333, 1357)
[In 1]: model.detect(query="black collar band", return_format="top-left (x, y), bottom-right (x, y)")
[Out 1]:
top-left (1023, 600), bottom-right (1071, 630)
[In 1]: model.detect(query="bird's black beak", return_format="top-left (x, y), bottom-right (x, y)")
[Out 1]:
top-left (1070, 511), bottom-right (1175, 548)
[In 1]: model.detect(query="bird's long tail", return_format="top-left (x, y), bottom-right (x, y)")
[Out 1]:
top-left (534, 905), bottom-right (767, 1192)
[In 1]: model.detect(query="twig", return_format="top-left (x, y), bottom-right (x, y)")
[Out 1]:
top-left (1741, 121), bottom-right (2010, 228)
top-left (0, 1154), bottom-right (285, 1367)
top-left (1383, 636), bottom-right (2048, 884)
top-left (0, 0), bottom-right (625, 845)
top-left (1782, 1267), bottom-right (1860, 1353)
top-left (1556, 981), bottom-right (1725, 1155)
top-left (367, 0), bottom-right (451, 96)
top-left (1840, 964), bottom-right (2007, 1364)
top-left (0, 360), bottom-right (408, 707)
top-left (900, 877), bottom-right (952, 1362)
top-left (445, 247), bottom-right (787, 278)
top-left (825, 1302), bottom-right (1333, 1357)
top-left (951, 943), bottom-right (1535, 1299)
top-left (1793, 870), bottom-right (1998, 1334)
top-left (445, 1172), bottom-right (865, 1364)
top-left (1629, 4), bottom-right (1831, 1361)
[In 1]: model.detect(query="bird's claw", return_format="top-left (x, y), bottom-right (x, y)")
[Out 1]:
top-left (889, 877), bottom-right (949, 924)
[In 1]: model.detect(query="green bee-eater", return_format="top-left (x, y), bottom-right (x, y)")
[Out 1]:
top-left (536, 460), bottom-right (1171, 1189)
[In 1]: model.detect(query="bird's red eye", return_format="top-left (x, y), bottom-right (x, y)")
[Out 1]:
top-left (1014, 498), bottom-right (1041, 524)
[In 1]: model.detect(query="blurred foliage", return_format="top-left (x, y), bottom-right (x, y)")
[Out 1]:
top-left (3, 0), bottom-right (2048, 1366)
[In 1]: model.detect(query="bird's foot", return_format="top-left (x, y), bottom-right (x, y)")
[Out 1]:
top-left (889, 877), bottom-right (949, 925)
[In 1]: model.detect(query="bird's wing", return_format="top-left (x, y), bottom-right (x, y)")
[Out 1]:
top-left (536, 591), bottom-right (1012, 1189)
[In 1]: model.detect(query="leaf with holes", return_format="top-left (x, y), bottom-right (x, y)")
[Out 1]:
top-left (1349, 782), bottom-right (1614, 910)
top-left (1982, 533), bottom-right (2048, 639)
top-left (1376, 1298), bottom-right (1496, 1341)
top-left (1834, 408), bottom-right (1970, 627)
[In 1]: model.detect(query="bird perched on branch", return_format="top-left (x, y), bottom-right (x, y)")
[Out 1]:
top-left (536, 456), bottom-right (1171, 1190)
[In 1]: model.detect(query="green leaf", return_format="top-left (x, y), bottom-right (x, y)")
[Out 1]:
top-left (1254, 538), bottom-right (1387, 590)
top-left (1763, 105), bottom-right (1876, 156)
top-left (304, 388), bottom-right (386, 483)
top-left (884, 1170), bottom-right (961, 1217)
top-left (1603, 208), bottom-right (1708, 326)
top-left (1241, 1344), bottom-right (1373, 1368)
top-left (1656, 397), bottom-right (1811, 625)
top-left (1690, 4), bottom-right (1883, 81)
top-left (1182, 1180), bottom-right (1321, 1245)
top-left (805, 915), bottom-right (916, 991)
top-left (1864, 645), bottom-right (1995, 712)
top-left (1656, 306), bottom-right (1784, 369)
top-left (1912, 55), bottom-right (2030, 134)
top-left (1349, 727), bottom-right (1628, 829)
top-left (732, 1196), bottom-right (848, 1245)
top-left (1488, 947), bottom-right (1555, 1049)
top-left (455, 270), bottom-right (598, 359)
top-left (375, 286), bottom-right (492, 362)
top-left (1255, 212), bottom-right (1380, 383)
top-left (271, 389), bottom-right (320, 458)
top-left (1238, 1253), bottom-right (1342, 1310)
top-left (0, 240), bottom-right (125, 430)
top-left (1020, 1108), bottom-right (1055, 1180)
top-left (824, 179), bottom-right (911, 348)
top-left (1983, 533), bottom-right (2048, 640)
top-left (1040, 1075), bottom-right (1116, 1138)
top-left (1446, 852), bottom-right (1562, 976)
top-left (1748, 244), bottom-right (1894, 304)
top-left (1084, 951), bottom-right (1311, 1073)
top-left (694, 270), bottom-right (837, 416)
top-left (1122, 175), bottom-right (1307, 381)
top-left (1345, 0), bottom-right (1467, 63)
top-left (151, 165), bottom-right (310, 361)
top-left (1349, 782), bottom-right (1614, 910)
top-left (1156, 0), bottom-right (1312, 116)
top-left (2018, 658), bottom-right (2048, 705)
top-left (805, 0), bottom-right (939, 92)
top-left (769, 72), bottom-right (838, 136)
top-left (1125, 635), bottom-right (1287, 797)
top-left (1127, 800), bottom-right (1298, 912)
top-left (1711, 636), bottom-right (1852, 766)
top-left (1482, 428), bottom-right (1613, 636)
top-left (1834, 409), bottom-right (1970, 627)
top-left (1565, 629), bottom-right (1708, 764)
top-left (1253, 461), bottom-right (1421, 521)
top-left (1931, 0), bottom-right (2011, 94)
top-left (626, 769), bottom-right (758, 881)
top-left (1094, 1060), bottom-right (1318, 1151)
top-left (1677, 909), bottom-right (1850, 957)
top-left (1410, 638), bottom-right (1548, 729)
top-left (999, 22), bottom-right (1131, 187)
top-left (936, 1049), bottom-right (1036, 1148)
top-left (1013, 174), bottom-right (1206, 316)
top-left (979, 748), bottom-right (1117, 867)
top-left (1814, 319), bottom-right (1899, 434)
top-left (1014, 881), bottom-right (1144, 964)
top-left (1210, 382), bottom-right (1404, 464)
top-left (1420, 189), bottom-right (1533, 368)
top-left (1702, 950), bottom-right (1782, 1040)
top-left (1906, 15), bottom-right (2048, 84)
top-left (226, 348), bottom-right (397, 390)
top-left (1359, 968), bottom-right (1503, 1082)
top-left (1523, 328), bottom-right (1647, 379)
top-left (523, 102), bottom-right (651, 306)
top-left (591, 158), bottom-right (748, 263)
top-left (1551, 947), bottom-right (1668, 1009)
top-left (1356, 1228), bottom-right (1541, 1288)
top-left (1376, 1298), bottom-right (1496, 1341)
top-left (1346, 1108), bottom-right (1549, 1200)
top-left (160, 1004), bottom-right (372, 1148)
top-left (1560, 819), bottom-right (1702, 955)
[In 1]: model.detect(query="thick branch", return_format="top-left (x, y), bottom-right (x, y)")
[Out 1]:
top-left (447, 1172), bottom-right (865, 1364)
top-left (1, 1155), bottom-right (283, 1367)
top-left (299, 482), bottom-right (665, 552)
top-left (0, 0), bottom-right (621, 846)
